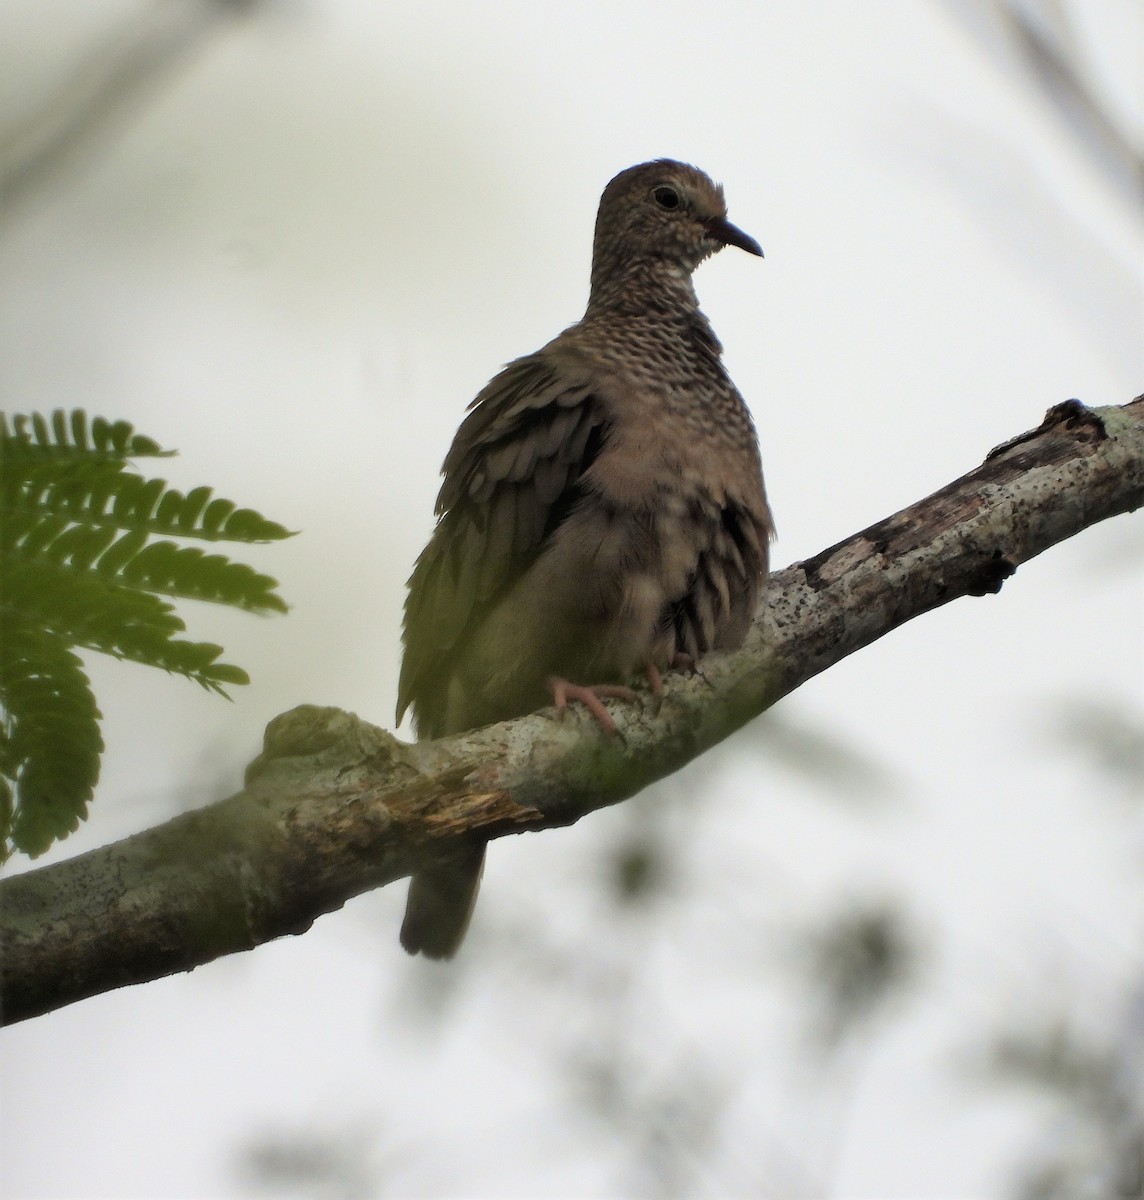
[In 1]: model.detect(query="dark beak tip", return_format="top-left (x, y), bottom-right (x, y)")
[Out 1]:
top-left (726, 232), bottom-right (764, 259)
top-left (707, 216), bottom-right (764, 259)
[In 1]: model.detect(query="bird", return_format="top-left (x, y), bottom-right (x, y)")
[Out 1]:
top-left (396, 159), bottom-right (773, 958)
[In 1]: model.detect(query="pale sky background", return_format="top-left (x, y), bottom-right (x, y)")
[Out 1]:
top-left (1, 1), bottom-right (1142, 1197)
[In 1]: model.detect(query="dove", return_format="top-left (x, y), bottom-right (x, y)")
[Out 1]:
top-left (397, 159), bottom-right (772, 957)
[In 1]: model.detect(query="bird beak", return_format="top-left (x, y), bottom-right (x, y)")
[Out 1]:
top-left (705, 216), bottom-right (764, 258)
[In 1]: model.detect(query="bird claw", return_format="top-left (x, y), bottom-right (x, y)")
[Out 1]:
top-left (547, 677), bottom-right (639, 738)
top-left (643, 662), bottom-right (665, 716)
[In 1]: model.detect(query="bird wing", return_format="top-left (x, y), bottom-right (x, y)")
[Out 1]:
top-left (396, 353), bottom-right (609, 727)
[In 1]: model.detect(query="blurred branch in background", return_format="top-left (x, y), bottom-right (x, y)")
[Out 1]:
top-left (941, 0), bottom-right (1144, 205)
top-left (0, 0), bottom-right (264, 227)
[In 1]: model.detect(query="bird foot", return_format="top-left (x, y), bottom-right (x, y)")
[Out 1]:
top-left (547, 677), bottom-right (640, 737)
top-left (644, 662), bottom-right (664, 695)
top-left (643, 662), bottom-right (665, 716)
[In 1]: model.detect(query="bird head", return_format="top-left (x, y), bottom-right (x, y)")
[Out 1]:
top-left (590, 160), bottom-right (762, 298)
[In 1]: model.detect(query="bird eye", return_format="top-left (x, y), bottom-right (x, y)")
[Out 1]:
top-left (653, 186), bottom-right (681, 210)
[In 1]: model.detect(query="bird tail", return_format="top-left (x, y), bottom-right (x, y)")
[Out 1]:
top-left (400, 844), bottom-right (486, 959)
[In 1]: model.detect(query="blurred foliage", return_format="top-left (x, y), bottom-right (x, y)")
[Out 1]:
top-left (1044, 698), bottom-right (1144, 799)
top-left (744, 712), bottom-right (901, 804)
top-left (796, 899), bottom-right (921, 1051)
top-left (988, 1011), bottom-right (1144, 1200)
top-left (572, 1045), bottom-right (731, 1200)
top-left (609, 836), bottom-right (672, 907)
top-left (0, 408), bottom-right (292, 858)
top-left (236, 1122), bottom-right (391, 1200)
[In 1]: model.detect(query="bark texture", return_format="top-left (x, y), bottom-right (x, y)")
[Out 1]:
top-left (2, 396), bottom-right (1141, 1024)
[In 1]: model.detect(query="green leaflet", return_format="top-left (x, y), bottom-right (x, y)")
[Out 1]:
top-left (0, 408), bottom-right (294, 858)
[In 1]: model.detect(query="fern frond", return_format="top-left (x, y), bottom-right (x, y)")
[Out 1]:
top-left (121, 480), bottom-right (294, 543)
top-left (0, 409), bottom-right (168, 460)
top-left (4, 458), bottom-right (294, 544)
top-left (110, 539), bottom-right (288, 612)
top-left (5, 512), bottom-right (286, 612)
top-left (0, 622), bottom-right (103, 857)
top-left (4, 558), bottom-right (250, 690)
top-left (0, 408), bottom-right (293, 856)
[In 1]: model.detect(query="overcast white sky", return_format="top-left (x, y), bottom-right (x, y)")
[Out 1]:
top-left (2, 1), bottom-right (1142, 1197)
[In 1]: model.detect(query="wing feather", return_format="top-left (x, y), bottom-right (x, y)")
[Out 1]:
top-left (666, 499), bottom-right (769, 665)
top-left (397, 354), bottom-right (608, 728)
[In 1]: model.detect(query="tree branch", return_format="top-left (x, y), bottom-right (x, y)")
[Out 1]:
top-left (2, 397), bottom-right (1141, 1025)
